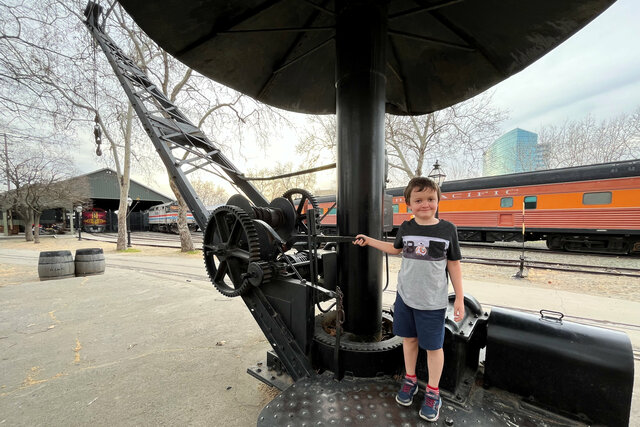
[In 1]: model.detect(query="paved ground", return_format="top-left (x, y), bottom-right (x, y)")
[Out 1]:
top-left (0, 237), bottom-right (276, 426)
top-left (1, 235), bottom-right (638, 426)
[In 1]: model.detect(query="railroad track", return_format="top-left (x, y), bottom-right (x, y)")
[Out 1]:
top-left (81, 232), bottom-right (640, 278)
top-left (80, 231), bottom-right (203, 248)
top-left (462, 256), bottom-right (640, 278)
top-left (459, 241), bottom-right (639, 258)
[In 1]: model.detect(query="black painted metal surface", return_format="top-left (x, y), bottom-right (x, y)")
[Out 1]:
top-left (117, 0), bottom-right (615, 115)
top-left (335, 0), bottom-right (386, 337)
top-left (258, 372), bottom-right (588, 426)
top-left (484, 307), bottom-right (634, 427)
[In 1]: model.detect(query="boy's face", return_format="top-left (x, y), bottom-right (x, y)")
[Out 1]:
top-left (408, 187), bottom-right (439, 224)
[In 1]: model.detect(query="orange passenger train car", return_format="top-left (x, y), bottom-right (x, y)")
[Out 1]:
top-left (314, 160), bottom-right (640, 254)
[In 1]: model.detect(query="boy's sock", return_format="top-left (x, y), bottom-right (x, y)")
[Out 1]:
top-left (405, 374), bottom-right (417, 383)
top-left (427, 385), bottom-right (439, 394)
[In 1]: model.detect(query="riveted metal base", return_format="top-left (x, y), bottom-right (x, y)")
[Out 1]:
top-left (258, 372), bottom-right (585, 426)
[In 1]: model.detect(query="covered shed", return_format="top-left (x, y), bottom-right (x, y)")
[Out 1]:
top-left (82, 168), bottom-right (172, 212)
top-left (2, 168), bottom-right (173, 234)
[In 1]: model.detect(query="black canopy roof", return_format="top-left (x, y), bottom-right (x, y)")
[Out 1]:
top-left (118, 0), bottom-right (615, 115)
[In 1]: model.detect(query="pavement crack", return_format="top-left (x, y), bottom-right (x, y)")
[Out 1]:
top-left (74, 338), bottom-right (82, 364)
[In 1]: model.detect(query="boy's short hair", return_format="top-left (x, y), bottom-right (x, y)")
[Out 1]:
top-left (404, 177), bottom-right (441, 204)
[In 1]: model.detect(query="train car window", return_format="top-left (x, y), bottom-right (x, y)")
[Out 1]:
top-left (583, 192), bottom-right (612, 205)
top-left (328, 207), bottom-right (337, 215)
top-left (393, 204), bottom-right (399, 213)
top-left (500, 197), bottom-right (513, 208)
top-left (407, 207), bottom-right (412, 213)
top-left (524, 196), bottom-right (537, 209)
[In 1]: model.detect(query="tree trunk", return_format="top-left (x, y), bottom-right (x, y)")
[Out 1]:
top-left (23, 210), bottom-right (34, 242)
top-left (116, 105), bottom-right (134, 251)
top-left (116, 181), bottom-right (131, 250)
top-left (169, 176), bottom-right (194, 252)
top-left (33, 211), bottom-right (41, 244)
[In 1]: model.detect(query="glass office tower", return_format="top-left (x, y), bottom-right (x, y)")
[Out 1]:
top-left (483, 128), bottom-right (545, 176)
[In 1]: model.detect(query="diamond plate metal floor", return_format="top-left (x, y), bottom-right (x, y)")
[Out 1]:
top-left (258, 372), bottom-right (584, 426)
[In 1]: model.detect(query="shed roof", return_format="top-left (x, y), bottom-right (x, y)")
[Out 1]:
top-left (78, 168), bottom-right (172, 203)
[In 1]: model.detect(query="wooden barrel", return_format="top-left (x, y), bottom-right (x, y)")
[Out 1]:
top-left (74, 248), bottom-right (106, 276)
top-left (38, 250), bottom-right (75, 281)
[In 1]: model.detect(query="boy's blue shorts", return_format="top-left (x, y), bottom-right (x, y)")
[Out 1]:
top-left (393, 293), bottom-right (446, 350)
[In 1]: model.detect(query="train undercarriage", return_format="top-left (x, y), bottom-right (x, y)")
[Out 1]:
top-left (456, 228), bottom-right (640, 255)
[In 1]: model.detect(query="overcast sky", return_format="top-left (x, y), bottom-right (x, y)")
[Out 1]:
top-left (489, 0), bottom-right (640, 132)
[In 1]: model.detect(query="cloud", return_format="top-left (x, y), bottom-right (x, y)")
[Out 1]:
top-left (490, 0), bottom-right (640, 131)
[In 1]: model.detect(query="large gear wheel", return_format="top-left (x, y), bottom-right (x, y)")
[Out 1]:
top-left (282, 188), bottom-right (321, 235)
top-left (203, 205), bottom-right (260, 297)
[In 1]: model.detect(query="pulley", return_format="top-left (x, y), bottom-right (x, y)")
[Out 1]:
top-left (93, 114), bottom-right (102, 156)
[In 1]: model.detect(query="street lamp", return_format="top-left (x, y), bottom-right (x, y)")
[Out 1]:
top-left (428, 161), bottom-right (446, 218)
top-left (428, 160), bottom-right (447, 186)
top-left (75, 205), bottom-right (83, 241)
top-left (127, 196), bottom-right (132, 248)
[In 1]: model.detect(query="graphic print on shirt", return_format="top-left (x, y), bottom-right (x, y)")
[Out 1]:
top-left (402, 236), bottom-right (449, 261)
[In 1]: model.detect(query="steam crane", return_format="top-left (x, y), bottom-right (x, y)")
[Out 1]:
top-left (84, 1), bottom-right (633, 425)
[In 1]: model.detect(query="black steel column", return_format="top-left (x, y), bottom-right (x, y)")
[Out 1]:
top-left (335, 0), bottom-right (387, 338)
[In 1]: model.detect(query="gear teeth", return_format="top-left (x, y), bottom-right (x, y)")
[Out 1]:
top-left (282, 188), bottom-right (322, 236)
top-left (313, 311), bottom-right (403, 352)
top-left (203, 205), bottom-right (261, 297)
top-left (256, 261), bottom-right (273, 284)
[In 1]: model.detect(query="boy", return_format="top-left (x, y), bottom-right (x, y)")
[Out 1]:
top-left (353, 177), bottom-right (465, 422)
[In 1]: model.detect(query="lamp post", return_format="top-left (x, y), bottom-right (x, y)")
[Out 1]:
top-left (428, 159), bottom-right (446, 186)
top-left (428, 160), bottom-right (446, 218)
top-left (127, 196), bottom-right (132, 248)
top-left (75, 205), bottom-right (83, 241)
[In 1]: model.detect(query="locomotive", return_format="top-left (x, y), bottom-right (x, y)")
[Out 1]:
top-left (147, 201), bottom-right (197, 233)
top-left (314, 160), bottom-right (640, 254)
top-left (81, 208), bottom-right (107, 233)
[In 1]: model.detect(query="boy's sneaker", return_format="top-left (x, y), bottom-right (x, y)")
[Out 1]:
top-left (419, 390), bottom-right (442, 422)
top-left (395, 378), bottom-right (419, 406)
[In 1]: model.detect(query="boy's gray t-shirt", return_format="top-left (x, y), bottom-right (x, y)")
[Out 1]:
top-left (393, 219), bottom-right (461, 310)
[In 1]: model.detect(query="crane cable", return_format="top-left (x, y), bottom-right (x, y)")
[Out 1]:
top-left (89, 1), bottom-right (103, 156)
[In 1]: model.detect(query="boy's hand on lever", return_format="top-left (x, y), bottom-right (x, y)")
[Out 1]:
top-left (353, 234), bottom-right (370, 246)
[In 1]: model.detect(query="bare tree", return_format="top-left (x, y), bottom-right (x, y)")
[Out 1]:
top-left (0, 0), bottom-right (140, 249)
top-left (0, 140), bottom-right (88, 243)
top-left (1, 0), bottom-right (282, 252)
top-left (537, 108), bottom-right (640, 168)
top-left (246, 162), bottom-right (318, 202)
top-left (190, 177), bottom-right (229, 207)
top-left (385, 92), bottom-right (507, 183)
top-left (100, 5), bottom-right (289, 251)
top-left (295, 94), bottom-right (506, 185)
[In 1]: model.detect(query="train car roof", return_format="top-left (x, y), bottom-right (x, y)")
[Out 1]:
top-left (382, 159), bottom-right (640, 195)
top-left (314, 159), bottom-right (640, 200)
top-left (440, 159), bottom-right (640, 192)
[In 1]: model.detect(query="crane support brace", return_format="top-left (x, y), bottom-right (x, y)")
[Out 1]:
top-left (83, 1), bottom-right (313, 380)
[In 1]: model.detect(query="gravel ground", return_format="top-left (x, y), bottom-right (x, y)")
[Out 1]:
top-left (380, 240), bottom-right (640, 303)
top-left (459, 241), bottom-right (640, 303)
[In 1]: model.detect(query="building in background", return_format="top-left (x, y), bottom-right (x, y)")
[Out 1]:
top-left (483, 128), bottom-right (546, 176)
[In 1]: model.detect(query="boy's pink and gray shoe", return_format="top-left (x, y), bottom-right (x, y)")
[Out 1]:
top-left (395, 378), bottom-right (419, 406)
top-left (419, 390), bottom-right (442, 421)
